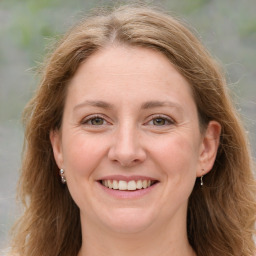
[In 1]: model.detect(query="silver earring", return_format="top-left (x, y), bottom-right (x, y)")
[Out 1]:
top-left (200, 175), bottom-right (204, 186)
top-left (60, 169), bottom-right (66, 184)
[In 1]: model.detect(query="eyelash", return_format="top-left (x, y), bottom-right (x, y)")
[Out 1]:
top-left (81, 114), bottom-right (175, 127)
top-left (81, 115), bottom-right (109, 126)
top-left (145, 115), bottom-right (175, 126)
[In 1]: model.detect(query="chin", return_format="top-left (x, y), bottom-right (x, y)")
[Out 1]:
top-left (98, 207), bottom-right (156, 234)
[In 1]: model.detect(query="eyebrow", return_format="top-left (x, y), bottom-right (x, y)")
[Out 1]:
top-left (141, 100), bottom-right (182, 110)
top-left (73, 100), bottom-right (183, 112)
top-left (74, 100), bottom-right (114, 111)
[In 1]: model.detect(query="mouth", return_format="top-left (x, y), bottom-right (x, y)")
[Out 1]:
top-left (99, 179), bottom-right (159, 191)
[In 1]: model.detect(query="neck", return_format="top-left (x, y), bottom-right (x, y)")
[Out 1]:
top-left (77, 213), bottom-right (196, 256)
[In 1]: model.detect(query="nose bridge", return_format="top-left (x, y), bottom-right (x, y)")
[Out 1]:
top-left (108, 119), bottom-right (146, 166)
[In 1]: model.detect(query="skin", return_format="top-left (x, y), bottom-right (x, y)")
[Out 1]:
top-left (50, 45), bottom-right (221, 256)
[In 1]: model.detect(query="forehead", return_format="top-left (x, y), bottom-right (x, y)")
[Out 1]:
top-left (66, 45), bottom-right (195, 110)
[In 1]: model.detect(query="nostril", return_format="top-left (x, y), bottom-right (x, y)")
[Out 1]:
top-left (107, 137), bottom-right (147, 166)
top-left (110, 158), bottom-right (142, 167)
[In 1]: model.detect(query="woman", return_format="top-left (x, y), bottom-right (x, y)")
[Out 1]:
top-left (9, 4), bottom-right (256, 256)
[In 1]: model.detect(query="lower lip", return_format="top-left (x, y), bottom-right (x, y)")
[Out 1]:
top-left (97, 182), bottom-right (158, 199)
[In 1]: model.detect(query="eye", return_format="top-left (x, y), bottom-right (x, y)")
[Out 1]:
top-left (90, 117), bottom-right (105, 125)
top-left (82, 115), bottom-right (108, 126)
top-left (152, 118), bottom-right (169, 126)
top-left (146, 115), bottom-right (174, 126)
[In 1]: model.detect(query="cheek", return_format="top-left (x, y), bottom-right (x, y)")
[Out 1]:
top-left (62, 133), bottom-right (108, 177)
top-left (147, 134), bottom-right (200, 219)
top-left (151, 134), bottom-right (200, 183)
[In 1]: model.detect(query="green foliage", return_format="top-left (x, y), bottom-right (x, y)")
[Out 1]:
top-left (239, 19), bottom-right (256, 38)
top-left (7, 3), bottom-right (58, 60)
top-left (164, 0), bottom-right (210, 14)
top-left (179, 0), bottom-right (210, 14)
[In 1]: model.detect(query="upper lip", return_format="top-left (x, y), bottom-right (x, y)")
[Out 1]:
top-left (98, 175), bottom-right (158, 182)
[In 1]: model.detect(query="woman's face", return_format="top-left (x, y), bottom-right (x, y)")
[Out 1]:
top-left (51, 46), bottom-right (219, 234)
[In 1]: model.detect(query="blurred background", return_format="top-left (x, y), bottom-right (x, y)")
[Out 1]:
top-left (1, 0), bottom-right (256, 250)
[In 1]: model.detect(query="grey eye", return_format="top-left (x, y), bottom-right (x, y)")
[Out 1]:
top-left (152, 118), bottom-right (168, 126)
top-left (90, 117), bottom-right (104, 125)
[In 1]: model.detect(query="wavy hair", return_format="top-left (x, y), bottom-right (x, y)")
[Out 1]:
top-left (10, 4), bottom-right (256, 256)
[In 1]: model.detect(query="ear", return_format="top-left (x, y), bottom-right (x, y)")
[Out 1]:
top-left (197, 121), bottom-right (221, 177)
top-left (50, 129), bottom-right (64, 169)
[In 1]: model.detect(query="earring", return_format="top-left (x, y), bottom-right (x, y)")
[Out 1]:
top-left (60, 169), bottom-right (66, 184)
top-left (200, 175), bottom-right (204, 186)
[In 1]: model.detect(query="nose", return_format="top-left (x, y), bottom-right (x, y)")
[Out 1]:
top-left (108, 123), bottom-right (146, 167)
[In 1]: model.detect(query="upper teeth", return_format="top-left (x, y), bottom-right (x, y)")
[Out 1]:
top-left (102, 180), bottom-right (152, 190)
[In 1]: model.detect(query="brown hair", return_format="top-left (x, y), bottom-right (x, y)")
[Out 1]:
top-left (10, 4), bottom-right (256, 256)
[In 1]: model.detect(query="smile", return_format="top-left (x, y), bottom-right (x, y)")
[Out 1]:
top-left (100, 180), bottom-right (158, 191)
